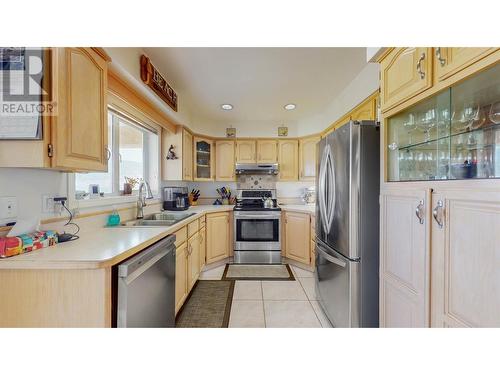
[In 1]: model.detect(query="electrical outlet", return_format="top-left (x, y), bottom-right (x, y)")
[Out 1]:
top-left (0, 196), bottom-right (18, 223)
top-left (42, 195), bottom-right (56, 213)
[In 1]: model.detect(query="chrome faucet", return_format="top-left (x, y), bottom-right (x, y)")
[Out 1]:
top-left (137, 181), bottom-right (153, 219)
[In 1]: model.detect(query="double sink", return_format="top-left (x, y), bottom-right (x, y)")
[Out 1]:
top-left (121, 212), bottom-right (196, 227)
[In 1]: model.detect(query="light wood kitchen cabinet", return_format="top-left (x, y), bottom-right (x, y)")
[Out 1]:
top-left (183, 129), bottom-right (193, 180)
top-left (284, 211), bottom-right (311, 264)
top-left (175, 241), bottom-right (188, 314)
top-left (299, 136), bottom-right (319, 181)
top-left (379, 188), bottom-right (431, 328)
top-left (257, 140), bottom-right (278, 163)
top-left (199, 226), bottom-right (206, 270)
top-left (206, 212), bottom-right (230, 264)
top-left (193, 136), bottom-right (214, 181)
top-left (235, 140), bottom-right (256, 163)
top-left (51, 48), bottom-right (109, 171)
top-left (380, 47), bottom-right (433, 112)
top-left (350, 94), bottom-right (377, 121)
top-left (278, 140), bottom-right (299, 181)
top-left (434, 47), bottom-right (498, 82)
top-left (187, 232), bottom-right (200, 291)
top-left (215, 140), bottom-right (235, 181)
top-left (431, 189), bottom-right (500, 328)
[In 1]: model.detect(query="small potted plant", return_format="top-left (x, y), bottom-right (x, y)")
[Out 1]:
top-left (123, 176), bottom-right (141, 195)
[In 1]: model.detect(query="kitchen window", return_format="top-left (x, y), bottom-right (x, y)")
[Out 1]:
top-left (72, 109), bottom-right (159, 204)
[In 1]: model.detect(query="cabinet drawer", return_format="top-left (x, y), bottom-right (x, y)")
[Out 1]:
top-left (174, 226), bottom-right (187, 247)
top-left (188, 219), bottom-right (200, 238)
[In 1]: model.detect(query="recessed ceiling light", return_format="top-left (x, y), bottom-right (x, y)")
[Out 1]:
top-left (284, 103), bottom-right (296, 110)
top-left (221, 104), bottom-right (233, 111)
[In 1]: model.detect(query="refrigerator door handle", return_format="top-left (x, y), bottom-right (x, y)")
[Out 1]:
top-left (316, 244), bottom-right (347, 268)
top-left (325, 147), bottom-right (336, 232)
top-left (318, 146), bottom-right (329, 234)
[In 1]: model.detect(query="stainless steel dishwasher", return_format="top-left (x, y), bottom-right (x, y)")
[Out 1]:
top-left (117, 235), bottom-right (176, 327)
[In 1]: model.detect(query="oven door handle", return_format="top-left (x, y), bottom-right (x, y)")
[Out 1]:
top-left (235, 214), bottom-right (281, 219)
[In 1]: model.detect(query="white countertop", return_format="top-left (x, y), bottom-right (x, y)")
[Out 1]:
top-left (280, 204), bottom-right (316, 215)
top-left (0, 205), bottom-right (233, 270)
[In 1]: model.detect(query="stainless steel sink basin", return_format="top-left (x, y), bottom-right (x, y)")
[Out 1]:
top-left (121, 212), bottom-right (196, 227)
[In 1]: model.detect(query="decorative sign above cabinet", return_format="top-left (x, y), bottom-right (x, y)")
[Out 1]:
top-left (140, 55), bottom-right (178, 112)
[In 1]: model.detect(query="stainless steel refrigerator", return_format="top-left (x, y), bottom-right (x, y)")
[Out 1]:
top-left (315, 120), bottom-right (380, 328)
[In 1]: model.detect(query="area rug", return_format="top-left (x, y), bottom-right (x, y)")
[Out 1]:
top-left (222, 264), bottom-right (295, 281)
top-left (175, 280), bottom-right (234, 328)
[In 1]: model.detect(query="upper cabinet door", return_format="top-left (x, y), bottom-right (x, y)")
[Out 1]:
top-left (380, 47), bottom-right (433, 112)
top-left (183, 129), bottom-right (193, 181)
top-left (299, 136), bottom-right (320, 181)
top-left (278, 140), bottom-right (299, 181)
top-left (379, 188), bottom-right (431, 328)
top-left (256, 140), bottom-right (277, 163)
top-left (236, 140), bottom-right (256, 163)
top-left (215, 140), bottom-right (235, 181)
top-left (431, 189), bottom-right (500, 328)
top-left (193, 136), bottom-right (214, 181)
top-left (434, 47), bottom-right (498, 82)
top-left (52, 48), bottom-right (108, 171)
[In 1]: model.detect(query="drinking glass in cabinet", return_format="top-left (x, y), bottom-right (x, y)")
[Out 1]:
top-left (403, 114), bottom-right (417, 145)
top-left (490, 101), bottom-right (500, 124)
top-left (417, 109), bottom-right (436, 142)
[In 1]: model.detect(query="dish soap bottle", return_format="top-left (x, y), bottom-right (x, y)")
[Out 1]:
top-left (107, 207), bottom-right (121, 226)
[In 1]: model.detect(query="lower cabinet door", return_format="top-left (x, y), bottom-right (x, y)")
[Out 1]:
top-left (199, 228), bottom-right (206, 270)
top-left (175, 242), bottom-right (188, 314)
top-left (206, 212), bottom-right (230, 264)
top-left (431, 189), bottom-right (500, 328)
top-left (379, 188), bottom-right (431, 327)
top-left (284, 212), bottom-right (310, 265)
top-left (187, 233), bottom-right (200, 292)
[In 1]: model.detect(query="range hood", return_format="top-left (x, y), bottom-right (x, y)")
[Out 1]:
top-left (235, 163), bottom-right (279, 175)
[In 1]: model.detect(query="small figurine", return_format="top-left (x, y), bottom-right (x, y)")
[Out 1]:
top-left (167, 145), bottom-right (178, 160)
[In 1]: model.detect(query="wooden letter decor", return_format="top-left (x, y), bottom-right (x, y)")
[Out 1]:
top-left (140, 55), bottom-right (178, 111)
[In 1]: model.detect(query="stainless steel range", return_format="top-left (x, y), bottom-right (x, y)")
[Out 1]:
top-left (233, 189), bottom-right (281, 264)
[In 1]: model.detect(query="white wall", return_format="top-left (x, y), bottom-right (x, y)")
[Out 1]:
top-left (296, 62), bottom-right (380, 136)
top-left (0, 168), bottom-right (68, 225)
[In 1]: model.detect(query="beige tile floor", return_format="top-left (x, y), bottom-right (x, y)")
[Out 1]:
top-left (200, 264), bottom-right (332, 328)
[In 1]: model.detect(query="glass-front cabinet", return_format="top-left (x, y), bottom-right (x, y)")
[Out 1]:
top-left (194, 137), bottom-right (214, 180)
top-left (387, 62), bottom-right (500, 181)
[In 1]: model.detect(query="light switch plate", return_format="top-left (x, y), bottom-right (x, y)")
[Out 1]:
top-left (0, 196), bottom-right (18, 224)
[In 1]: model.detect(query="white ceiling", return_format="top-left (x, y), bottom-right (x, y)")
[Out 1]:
top-left (142, 48), bottom-right (368, 129)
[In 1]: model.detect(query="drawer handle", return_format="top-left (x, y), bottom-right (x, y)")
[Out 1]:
top-left (435, 48), bottom-right (446, 67)
top-left (416, 53), bottom-right (426, 79)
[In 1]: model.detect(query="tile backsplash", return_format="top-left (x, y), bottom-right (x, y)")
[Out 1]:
top-left (236, 175), bottom-right (277, 190)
